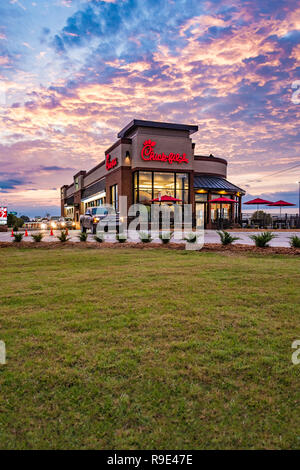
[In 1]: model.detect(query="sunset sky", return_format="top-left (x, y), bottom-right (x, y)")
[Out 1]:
top-left (0, 0), bottom-right (299, 217)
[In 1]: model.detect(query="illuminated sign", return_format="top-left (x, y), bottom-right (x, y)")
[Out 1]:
top-left (106, 154), bottom-right (118, 171)
top-left (141, 140), bottom-right (189, 165)
top-left (0, 207), bottom-right (7, 225)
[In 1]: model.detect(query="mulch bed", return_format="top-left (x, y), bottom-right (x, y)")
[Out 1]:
top-left (1, 241), bottom-right (300, 256)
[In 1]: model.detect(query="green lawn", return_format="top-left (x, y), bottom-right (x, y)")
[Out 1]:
top-left (0, 248), bottom-right (299, 449)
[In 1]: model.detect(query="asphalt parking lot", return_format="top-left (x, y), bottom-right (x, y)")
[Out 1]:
top-left (0, 229), bottom-right (299, 247)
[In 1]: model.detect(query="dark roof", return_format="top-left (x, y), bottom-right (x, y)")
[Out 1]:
top-left (194, 175), bottom-right (245, 194)
top-left (81, 179), bottom-right (106, 200)
top-left (118, 119), bottom-right (198, 138)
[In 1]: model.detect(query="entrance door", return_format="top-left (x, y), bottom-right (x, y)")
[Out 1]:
top-left (195, 203), bottom-right (205, 228)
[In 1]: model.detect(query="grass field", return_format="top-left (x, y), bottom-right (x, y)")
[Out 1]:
top-left (0, 247), bottom-right (299, 450)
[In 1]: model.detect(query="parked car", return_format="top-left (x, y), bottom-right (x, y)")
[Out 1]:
top-left (48, 216), bottom-right (61, 230)
top-left (40, 218), bottom-right (49, 230)
top-left (59, 217), bottom-right (76, 230)
top-left (80, 206), bottom-right (124, 234)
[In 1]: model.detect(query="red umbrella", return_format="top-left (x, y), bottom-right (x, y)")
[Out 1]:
top-left (244, 197), bottom-right (272, 212)
top-left (150, 195), bottom-right (182, 202)
top-left (267, 200), bottom-right (295, 217)
top-left (209, 197), bottom-right (238, 203)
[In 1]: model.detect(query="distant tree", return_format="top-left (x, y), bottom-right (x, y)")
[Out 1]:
top-left (7, 214), bottom-right (24, 229)
top-left (20, 215), bottom-right (30, 222)
top-left (251, 210), bottom-right (272, 225)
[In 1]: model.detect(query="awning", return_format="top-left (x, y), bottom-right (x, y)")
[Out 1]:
top-left (194, 175), bottom-right (245, 194)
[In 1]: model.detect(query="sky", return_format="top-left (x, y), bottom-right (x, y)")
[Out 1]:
top-left (0, 0), bottom-right (299, 217)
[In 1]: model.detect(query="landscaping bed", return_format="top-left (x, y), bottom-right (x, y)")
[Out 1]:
top-left (0, 240), bottom-right (300, 255)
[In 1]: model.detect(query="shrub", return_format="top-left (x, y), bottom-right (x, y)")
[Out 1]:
top-left (139, 231), bottom-right (152, 243)
top-left (94, 234), bottom-right (104, 243)
top-left (251, 210), bottom-right (272, 225)
top-left (31, 233), bottom-right (44, 242)
top-left (184, 233), bottom-right (197, 243)
top-left (289, 235), bottom-right (300, 248)
top-left (57, 231), bottom-right (70, 243)
top-left (78, 232), bottom-right (88, 242)
top-left (217, 230), bottom-right (240, 245)
top-left (116, 234), bottom-right (127, 243)
top-left (249, 232), bottom-right (276, 247)
top-left (13, 233), bottom-right (24, 243)
top-left (159, 232), bottom-right (173, 244)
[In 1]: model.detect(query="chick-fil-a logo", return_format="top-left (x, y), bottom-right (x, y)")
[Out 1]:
top-left (141, 140), bottom-right (189, 165)
top-left (106, 154), bottom-right (118, 171)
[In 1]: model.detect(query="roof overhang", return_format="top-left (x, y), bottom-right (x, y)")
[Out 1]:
top-left (118, 119), bottom-right (198, 138)
top-left (194, 175), bottom-right (246, 195)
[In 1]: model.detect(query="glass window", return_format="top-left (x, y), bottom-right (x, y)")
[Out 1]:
top-left (176, 173), bottom-right (189, 190)
top-left (195, 193), bottom-right (208, 202)
top-left (153, 172), bottom-right (175, 199)
top-left (133, 171), bottom-right (190, 204)
top-left (176, 174), bottom-right (189, 203)
top-left (139, 171), bottom-right (152, 188)
top-left (110, 184), bottom-right (118, 211)
top-left (154, 172), bottom-right (174, 190)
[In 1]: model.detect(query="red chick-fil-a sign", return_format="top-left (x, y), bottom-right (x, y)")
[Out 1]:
top-left (141, 140), bottom-right (189, 165)
top-left (106, 154), bottom-right (118, 171)
top-left (0, 207), bottom-right (7, 225)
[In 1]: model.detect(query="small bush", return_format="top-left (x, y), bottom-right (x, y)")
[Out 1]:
top-left (94, 234), bottom-right (104, 243)
top-left (184, 233), bottom-right (197, 243)
top-left (78, 232), bottom-right (88, 242)
top-left (159, 232), bottom-right (173, 244)
top-left (139, 231), bottom-right (152, 243)
top-left (13, 233), bottom-right (23, 243)
top-left (57, 231), bottom-right (70, 243)
top-left (116, 234), bottom-right (127, 243)
top-left (31, 233), bottom-right (44, 242)
top-left (217, 230), bottom-right (240, 245)
top-left (13, 225), bottom-right (19, 232)
top-left (289, 235), bottom-right (300, 248)
top-left (249, 232), bottom-right (277, 247)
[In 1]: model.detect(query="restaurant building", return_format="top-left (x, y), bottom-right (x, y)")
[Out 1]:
top-left (61, 119), bottom-right (245, 228)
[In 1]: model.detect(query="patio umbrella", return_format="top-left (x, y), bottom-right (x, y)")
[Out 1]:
top-left (267, 200), bottom-right (295, 217)
top-left (150, 195), bottom-right (182, 202)
top-left (244, 197), bottom-right (272, 212)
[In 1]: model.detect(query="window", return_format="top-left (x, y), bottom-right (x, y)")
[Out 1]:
top-left (110, 184), bottom-right (118, 211)
top-left (176, 173), bottom-right (189, 203)
top-left (138, 171), bottom-right (152, 204)
top-left (195, 193), bottom-right (208, 202)
top-left (153, 172), bottom-right (175, 200)
top-left (75, 178), bottom-right (79, 191)
top-left (133, 171), bottom-right (190, 204)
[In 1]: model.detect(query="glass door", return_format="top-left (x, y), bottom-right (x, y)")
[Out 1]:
top-left (195, 203), bottom-right (205, 228)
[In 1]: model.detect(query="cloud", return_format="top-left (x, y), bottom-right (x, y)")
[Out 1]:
top-left (40, 165), bottom-right (75, 171)
top-left (0, 178), bottom-right (25, 189)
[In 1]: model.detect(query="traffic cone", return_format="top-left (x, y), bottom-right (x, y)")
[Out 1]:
top-left (25, 230), bottom-right (28, 237)
top-left (11, 229), bottom-right (14, 237)
top-left (50, 228), bottom-right (54, 236)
